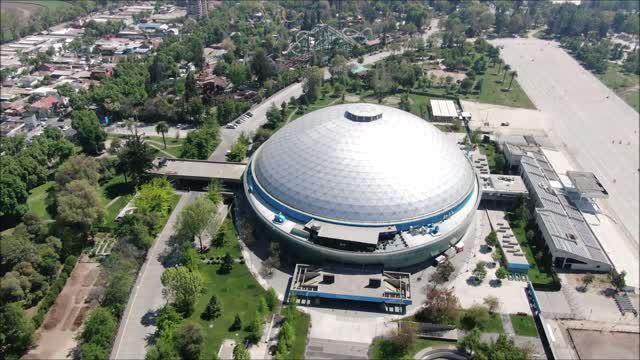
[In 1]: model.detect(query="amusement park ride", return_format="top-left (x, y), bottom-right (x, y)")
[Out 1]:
top-left (285, 24), bottom-right (373, 58)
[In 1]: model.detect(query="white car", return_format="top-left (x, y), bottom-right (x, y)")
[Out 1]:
top-left (225, 124), bottom-right (237, 129)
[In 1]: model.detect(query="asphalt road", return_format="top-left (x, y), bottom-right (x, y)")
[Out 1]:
top-left (110, 192), bottom-right (197, 360)
top-left (491, 37), bottom-right (640, 245)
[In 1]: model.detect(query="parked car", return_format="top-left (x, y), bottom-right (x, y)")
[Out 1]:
top-left (225, 123), bottom-right (237, 129)
top-left (246, 112), bottom-right (253, 117)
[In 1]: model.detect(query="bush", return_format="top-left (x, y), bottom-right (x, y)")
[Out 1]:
top-left (33, 255), bottom-right (77, 328)
top-left (79, 307), bottom-right (118, 359)
top-left (459, 305), bottom-right (491, 331)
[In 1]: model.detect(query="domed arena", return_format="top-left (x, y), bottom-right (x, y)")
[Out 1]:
top-left (244, 103), bottom-right (480, 268)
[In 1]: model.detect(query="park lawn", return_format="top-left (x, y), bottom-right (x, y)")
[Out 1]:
top-left (186, 258), bottom-right (269, 359)
top-left (288, 310), bottom-right (311, 359)
top-left (596, 64), bottom-right (639, 113)
top-left (457, 310), bottom-right (505, 334)
top-left (185, 218), bottom-right (274, 359)
top-left (465, 69), bottom-right (536, 109)
top-left (510, 314), bottom-right (538, 337)
top-left (512, 225), bottom-right (555, 285)
top-left (27, 181), bottom-right (55, 221)
top-left (103, 195), bottom-right (132, 227)
top-left (205, 219), bottom-right (243, 258)
top-left (370, 337), bottom-right (456, 360)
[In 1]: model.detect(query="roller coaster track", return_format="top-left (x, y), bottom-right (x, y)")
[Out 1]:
top-left (286, 24), bottom-right (372, 57)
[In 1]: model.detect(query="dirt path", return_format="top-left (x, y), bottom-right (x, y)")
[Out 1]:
top-left (24, 256), bottom-right (102, 360)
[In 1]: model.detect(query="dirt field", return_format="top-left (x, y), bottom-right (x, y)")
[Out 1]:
top-left (0, 2), bottom-right (44, 19)
top-left (568, 329), bottom-right (640, 360)
top-left (23, 256), bottom-right (103, 360)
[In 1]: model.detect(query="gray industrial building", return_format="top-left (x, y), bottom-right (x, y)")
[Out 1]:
top-left (519, 152), bottom-right (611, 272)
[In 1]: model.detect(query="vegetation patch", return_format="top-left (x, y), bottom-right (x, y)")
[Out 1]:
top-left (510, 314), bottom-right (538, 337)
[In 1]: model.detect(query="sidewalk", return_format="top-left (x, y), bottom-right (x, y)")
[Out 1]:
top-left (110, 192), bottom-right (197, 359)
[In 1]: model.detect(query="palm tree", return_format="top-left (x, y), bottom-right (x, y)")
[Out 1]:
top-left (155, 121), bottom-right (169, 148)
top-left (496, 59), bottom-right (504, 75)
top-left (508, 70), bottom-right (518, 90)
top-left (501, 64), bottom-right (511, 83)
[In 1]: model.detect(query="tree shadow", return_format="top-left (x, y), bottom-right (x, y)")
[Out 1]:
top-left (489, 279), bottom-right (503, 288)
top-left (141, 308), bottom-right (160, 327)
top-left (466, 276), bottom-right (482, 287)
top-left (104, 180), bottom-right (135, 199)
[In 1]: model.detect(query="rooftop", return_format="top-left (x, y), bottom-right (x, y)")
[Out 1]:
top-left (486, 210), bottom-right (529, 271)
top-left (521, 152), bottom-right (610, 265)
top-left (291, 263), bottom-right (412, 305)
top-left (430, 99), bottom-right (459, 118)
top-left (566, 171), bottom-right (608, 198)
top-left (150, 158), bottom-right (246, 182)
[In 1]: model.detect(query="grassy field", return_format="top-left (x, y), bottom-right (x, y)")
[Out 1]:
top-left (288, 310), bottom-right (311, 359)
top-left (1, 0), bottom-right (75, 17)
top-left (27, 181), bottom-right (55, 221)
top-left (512, 225), bottom-right (555, 285)
top-left (184, 219), bottom-right (272, 359)
top-left (456, 310), bottom-right (505, 333)
top-left (466, 67), bottom-right (536, 109)
top-left (111, 134), bottom-right (186, 158)
top-left (370, 337), bottom-right (456, 360)
top-left (510, 314), bottom-right (538, 337)
top-left (596, 64), bottom-right (639, 113)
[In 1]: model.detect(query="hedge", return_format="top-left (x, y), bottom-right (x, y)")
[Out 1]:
top-left (32, 255), bottom-right (78, 327)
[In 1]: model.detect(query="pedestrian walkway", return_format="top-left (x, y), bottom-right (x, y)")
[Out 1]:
top-left (501, 313), bottom-right (516, 336)
top-left (110, 192), bottom-right (197, 359)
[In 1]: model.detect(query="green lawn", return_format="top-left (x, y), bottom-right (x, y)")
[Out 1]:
top-left (103, 195), bottom-right (132, 227)
top-left (288, 310), bottom-right (311, 359)
top-left (184, 220), bottom-right (271, 359)
top-left (27, 181), bottom-right (55, 221)
top-left (371, 337), bottom-right (456, 360)
top-left (458, 310), bottom-right (505, 333)
top-left (466, 68), bottom-right (536, 109)
top-left (110, 134), bottom-right (185, 158)
top-left (478, 143), bottom-right (497, 170)
top-left (510, 314), bottom-right (538, 337)
top-left (596, 64), bottom-right (639, 113)
top-left (3, 0), bottom-right (75, 13)
top-left (512, 225), bottom-right (555, 285)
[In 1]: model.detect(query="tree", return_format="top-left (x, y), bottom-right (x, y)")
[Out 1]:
top-left (494, 152), bottom-right (506, 173)
top-left (0, 302), bottom-right (34, 357)
top-left (184, 71), bottom-right (198, 103)
top-left (246, 311), bottom-right (264, 343)
top-left (457, 327), bottom-right (481, 355)
top-left (80, 307), bottom-right (117, 355)
top-left (201, 294), bottom-right (222, 321)
top-left (57, 180), bottom-right (104, 239)
top-left (303, 67), bottom-right (323, 103)
top-left (485, 231), bottom-right (498, 247)
top-left (611, 270), bottom-right (627, 292)
top-left (177, 196), bottom-right (217, 250)
top-left (473, 262), bottom-right (488, 281)
top-left (507, 71), bottom-right (518, 90)
top-left (460, 78), bottom-right (474, 93)
top-left (266, 288), bottom-right (279, 312)
top-left (155, 121), bottom-right (169, 148)
top-left (233, 343), bottom-right (250, 360)
top-left (180, 126), bottom-right (219, 159)
top-left (116, 131), bottom-right (157, 185)
top-left (103, 271), bottom-right (134, 317)
top-left (174, 323), bottom-right (204, 360)
top-left (483, 296), bottom-right (500, 313)
top-left (459, 305), bottom-right (491, 331)
top-left (55, 155), bottom-right (100, 187)
top-left (501, 64), bottom-right (511, 83)
top-left (71, 110), bottom-right (107, 155)
top-left (230, 314), bottom-right (243, 331)
top-left (134, 177), bottom-right (175, 219)
top-left (581, 273), bottom-right (595, 291)
top-left (251, 48), bottom-right (276, 84)
top-left (496, 267), bottom-right (508, 280)
top-left (161, 266), bottom-right (204, 315)
top-left (0, 175), bottom-right (28, 220)
top-left (219, 252), bottom-right (234, 274)
top-left (416, 287), bottom-right (460, 324)
top-left (431, 260), bottom-right (455, 284)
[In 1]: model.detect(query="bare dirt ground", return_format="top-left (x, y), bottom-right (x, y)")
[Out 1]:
top-left (462, 100), bottom-right (548, 133)
top-left (568, 329), bottom-right (640, 360)
top-left (427, 69), bottom-right (466, 81)
top-left (0, 2), bottom-right (43, 19)
top-left (23, 256), bottom-right (103, 360)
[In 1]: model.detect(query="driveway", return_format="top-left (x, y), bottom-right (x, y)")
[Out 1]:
top-left (110, 191), bottom-right (198, 359)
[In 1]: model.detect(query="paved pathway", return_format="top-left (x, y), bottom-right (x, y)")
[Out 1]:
top-left (501, 313), bottom-right (515, 336)
top-left (110, 191), bottom-right (198, 359)
top-left (305, 338), bottom-right (369, 359)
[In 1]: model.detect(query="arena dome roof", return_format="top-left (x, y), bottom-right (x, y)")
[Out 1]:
top-left (250, 103), bottom-right (476, 225)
